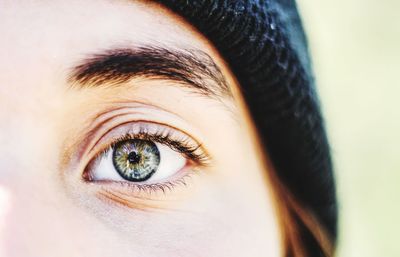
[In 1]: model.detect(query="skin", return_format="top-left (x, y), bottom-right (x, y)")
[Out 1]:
top-left (0, 1), bottom-right (282, 256)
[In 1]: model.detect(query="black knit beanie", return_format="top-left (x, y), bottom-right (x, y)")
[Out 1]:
top-left (156, 0), bottom-right (338, 256)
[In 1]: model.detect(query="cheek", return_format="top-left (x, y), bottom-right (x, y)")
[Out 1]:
top-left (63, 168), bottom-right (280, 257)
top-left (86, 203), bottom-right (279, 257)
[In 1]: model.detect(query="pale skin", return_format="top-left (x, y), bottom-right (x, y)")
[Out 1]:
top-left (0, 1), bottom-right (282, 256)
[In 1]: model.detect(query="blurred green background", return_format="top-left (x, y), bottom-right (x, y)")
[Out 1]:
top-left (297, 0), bottom-right (400, 256)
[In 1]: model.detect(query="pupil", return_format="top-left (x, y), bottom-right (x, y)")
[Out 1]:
top-left (128, 151), bottom-right (141, 164)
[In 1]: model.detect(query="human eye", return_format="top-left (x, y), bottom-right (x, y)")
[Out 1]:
top-left (81, 121), bottom-right (210, 201)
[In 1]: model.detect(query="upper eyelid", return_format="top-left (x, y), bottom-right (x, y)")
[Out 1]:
top-left (77, 102), bottom-right (184, 156)
top-left (80, 120), bottom-right (209, 170)
top-left (86, 100), bottom-right (186, 129)
top-left (72, 102), bottom-right (195, 158)
top-left (86, 118), bottom-right (200, 158)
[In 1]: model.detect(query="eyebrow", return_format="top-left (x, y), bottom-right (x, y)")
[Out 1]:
top-left (68, 46), bottom-right (232, 98)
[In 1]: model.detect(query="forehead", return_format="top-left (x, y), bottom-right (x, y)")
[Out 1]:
top-left (0, 0), bottom-right (212, 85)
top-left (0, 0), bottom-right (202, 46)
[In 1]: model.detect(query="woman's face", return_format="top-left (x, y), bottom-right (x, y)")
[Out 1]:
top-left (0, 1), bottom-right (281, 256)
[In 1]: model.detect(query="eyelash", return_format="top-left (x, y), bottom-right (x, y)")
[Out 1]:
top-left (99, 173), bottom-right (194, 196)
top-left (83, 124), bottom-right (210, 195)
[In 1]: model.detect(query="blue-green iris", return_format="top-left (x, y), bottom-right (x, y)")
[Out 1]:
top-left (112, 139), bottom-right (160, 182)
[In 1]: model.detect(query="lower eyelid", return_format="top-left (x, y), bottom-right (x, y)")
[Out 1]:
top-left (87, 168), bottom-right (198, 197)
top-left (97, 190), bottom-right (168, 211)
top-left (94, 175), bottom-right (197, 211)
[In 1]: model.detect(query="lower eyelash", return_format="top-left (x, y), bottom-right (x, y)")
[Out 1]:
top-left (105, 172), bottom-right (193, 195)
top-left (92, 171), bottom-right (197, 206)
